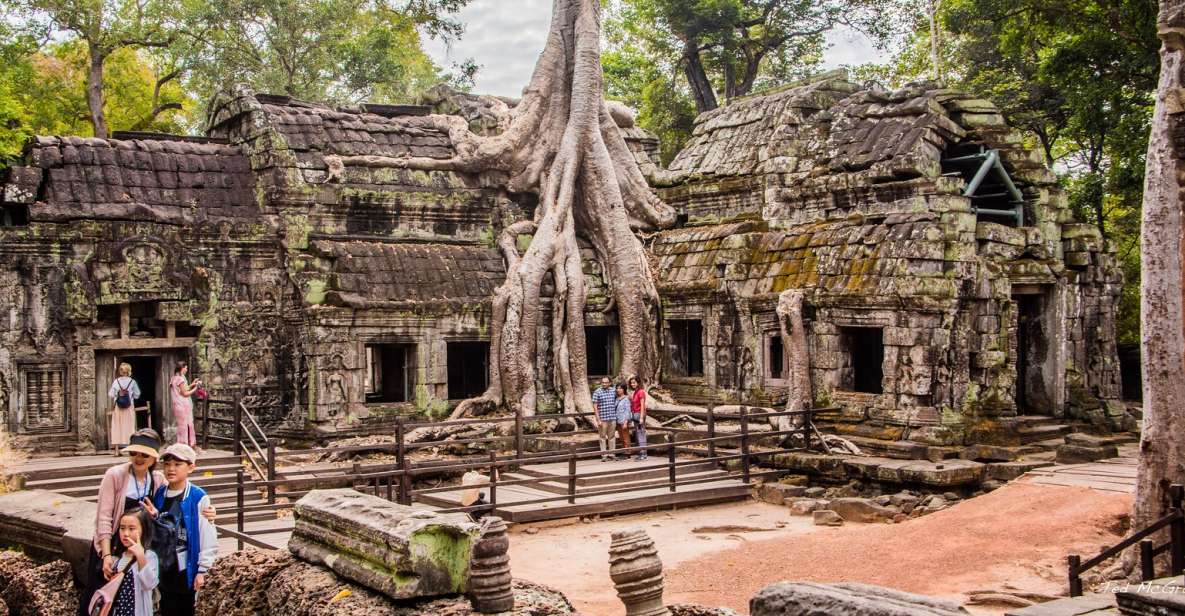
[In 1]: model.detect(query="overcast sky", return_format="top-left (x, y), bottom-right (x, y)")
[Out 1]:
top-left (424, 1), bottom-right (884, 98)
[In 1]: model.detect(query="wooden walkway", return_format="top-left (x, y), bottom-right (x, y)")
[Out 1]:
top-left (1017, 444), bottom-right (1139, 494)
top-left (416, 456), bottom-right (752, 523)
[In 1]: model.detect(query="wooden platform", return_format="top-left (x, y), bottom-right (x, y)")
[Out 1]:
top-left (1018, 444), bottom-right (1139, 494)
top-left (416, 456), bottom-right (753, 523)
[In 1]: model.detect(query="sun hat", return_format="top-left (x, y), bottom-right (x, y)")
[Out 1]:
top-left (121, 432), bottom-right (160, 458)
top-left (460, 471), bottom-right (487, 507)
top-left (160, 443), bottom-right (197, 464)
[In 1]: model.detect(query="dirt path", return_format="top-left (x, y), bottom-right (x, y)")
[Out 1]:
top-left (509, 482), bottom-right (1131, 615)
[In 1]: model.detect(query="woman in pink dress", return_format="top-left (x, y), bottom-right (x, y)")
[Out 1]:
top-left (169, 361), bottom-right (202, 448)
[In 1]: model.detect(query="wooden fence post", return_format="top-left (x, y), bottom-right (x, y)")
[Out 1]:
top-left (232, 396), bottom-right (243, 456)
top-left (489, 450), bottom-right (499, 510)
top-left (515, 411), bottom-right (524, 460)
top-left (706, 405), bottom-right (716, 460)
top-left (1170, 484), bottom-right (1185, 576)
top-left (1140, 540), bottom-right (1155, 581)
top-left (567, 444), bottom-right (577, 504)
top-left (266, 440), bottom-right (276, 505)
top-left (235, 469), bottom-right (245, 551)
top-left (399, 457), bottom-right (411, 506)
top-left (668, 442), bottom-right (676, 492)
top-left (395, 417), bottom-right (406, 473)
top-left (1068, 554), bottom-right (1082, 597)
top-left (739, 406), bottom-right (750, 484)
top-left (200, 398), bottom-right (210, 451)
top-left (801, 409), bottom-right (811, 450)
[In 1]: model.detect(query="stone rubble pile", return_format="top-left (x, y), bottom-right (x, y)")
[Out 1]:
top-left (195, 488), bottom-right (570, 616)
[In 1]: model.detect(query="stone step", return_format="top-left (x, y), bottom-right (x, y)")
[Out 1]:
top-left (1019, 424), bottom-right (1073, 444)
top-left (838, 435), bottom-right (929, 460)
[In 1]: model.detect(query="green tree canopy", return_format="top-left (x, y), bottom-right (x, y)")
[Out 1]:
top-left (177, 0), bottom-right (469, 105)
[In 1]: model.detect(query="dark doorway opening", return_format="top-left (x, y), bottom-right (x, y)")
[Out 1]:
top-left (767, 335), bottom-right (785, 380)
top-left (121, 356), bottom-right (162, 431)
top-left (448, 342), bottom-right (489, 400)
top-left (365, 344), bottom-right (414, 403)
top-left (585, 326), bottom-right (620, 376)
top-left (1014, 293), bottom-right (1053, 413)
top-left (668, 320), bottom-right (704, 377)
top-left (839, 327), bottom-right (884, 394)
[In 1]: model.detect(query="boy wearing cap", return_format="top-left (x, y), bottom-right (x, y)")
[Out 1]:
top-left (150, 443), bottom-right (218, 616)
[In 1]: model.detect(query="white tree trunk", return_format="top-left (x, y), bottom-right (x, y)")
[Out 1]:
top-left (775, 290), bottom-right (811, 431)
top-left (1132, 0), bottom-right (1185, 572)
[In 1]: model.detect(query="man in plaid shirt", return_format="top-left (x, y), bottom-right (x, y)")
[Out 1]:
top-left (591, 377), bottom-right (618, 461)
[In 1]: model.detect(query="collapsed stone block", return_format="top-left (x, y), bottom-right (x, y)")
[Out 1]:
top-left (288, 489), bottom-right (481, 602)
top-left (827, 498), bottom-right (896, 523)
top-left (750, 582), bottom-right (969, 615)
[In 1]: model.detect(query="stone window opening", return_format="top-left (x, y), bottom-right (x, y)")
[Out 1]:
top-left (585, 326), bottom-right (620, 377)
top-left (668, 319), bottom-right (704, 377)
top-left (941, 143), bottom-right (1025, 227)
top-left (447, 341), bottom-right (489, 400)
top-left (365, 343), bottom-right (414, 403)
top-left (0, 203), bottom-right (28, 227)
top-left (838, 327), bottom-right (884, 394)
top-left (18, 363), bottom-right (67, 433)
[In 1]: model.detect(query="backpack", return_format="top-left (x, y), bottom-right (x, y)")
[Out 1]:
top-left (114, 378), bottom-right (133, 409)
top-left (151, 499), bottom-right (182, 572)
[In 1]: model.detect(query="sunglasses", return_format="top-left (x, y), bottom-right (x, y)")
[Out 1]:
top-left (128, 452), bottom-right (154, 459)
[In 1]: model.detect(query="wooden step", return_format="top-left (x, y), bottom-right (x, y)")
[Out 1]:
top-left (18, 452), bottom-right (241, 483)
top-left (514, 458), bottom-right (720, 487)
top-left (499, 469), bottom-right (731, 496)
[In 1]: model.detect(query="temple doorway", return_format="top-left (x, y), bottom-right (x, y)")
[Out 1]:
top-left (95, 348), bottom-right (187, 448)
top-left (1013, 289), bottom-right (1054, 414)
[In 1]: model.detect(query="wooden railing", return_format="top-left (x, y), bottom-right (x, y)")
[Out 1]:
top-left (197, 397), bottom-right (275, 501)
top-left (1068, 484), bottom-right (1185, 596)
top-left (218, 405), bottom-right (839, 547)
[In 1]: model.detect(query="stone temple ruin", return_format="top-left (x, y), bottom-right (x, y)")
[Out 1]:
top-left (0, 74), bottom-right (1126, 455)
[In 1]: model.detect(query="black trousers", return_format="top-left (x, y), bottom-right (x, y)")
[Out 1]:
top-left (159, 568), bottom-right (196, 616)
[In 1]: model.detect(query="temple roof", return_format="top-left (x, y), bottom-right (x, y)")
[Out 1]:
top-left (666, 75), bottom-right (972, 183)
top-left (653, 213), bottom-right (960, 302)
top-left (309, 240), bottom-right (505, 308)
top-left (1, 135), bottom-right (257, 223)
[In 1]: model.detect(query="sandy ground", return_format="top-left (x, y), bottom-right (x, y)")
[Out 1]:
top-left (509, 482), bottom-right (1132, 615)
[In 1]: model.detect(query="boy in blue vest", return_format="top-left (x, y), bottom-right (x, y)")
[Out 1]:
top-left (151, 443), bottom-right (218, 616)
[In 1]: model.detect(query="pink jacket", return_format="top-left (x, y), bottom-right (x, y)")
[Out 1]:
top-left (92, 463), bottom-right (165, 554)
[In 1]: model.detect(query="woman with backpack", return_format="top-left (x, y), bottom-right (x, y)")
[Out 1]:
top-left (107, 363), bottom-right (140, 456)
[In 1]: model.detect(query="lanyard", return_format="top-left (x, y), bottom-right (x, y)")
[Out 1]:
top-left (131, 472), bottom-right (149, 501)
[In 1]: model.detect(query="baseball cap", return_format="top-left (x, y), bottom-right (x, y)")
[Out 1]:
top-left (160, 443), bottom-right (197, 463)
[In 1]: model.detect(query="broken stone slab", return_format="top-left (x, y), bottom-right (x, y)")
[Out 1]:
top-left (1055, 444), bottom-right (1119, 464)
top-left (0, 490), bottom-right (96, 583)
top-left (788, 499), bottom-right (826, 516)
top-left (843, 457), bottom-right (985, 487)
top-left (1064, 433), bottom-right (1133, 448)
top-left (759, 482), bottom-right (808, 505)
top-left (828, 498), bottom-right (896, 523)
top-left (813, 510), bottom-right (844, 526)
top-left (750, 581), bottom-right (969, 615)
top-left (288, 489), bottom-right (481, 602)
top-left (1002, 594), bottom-right (1117, 616)
top-left (986, 460), bottom-right (1055, 481)
top-left (1116, 588), bottom-right (1185, 615)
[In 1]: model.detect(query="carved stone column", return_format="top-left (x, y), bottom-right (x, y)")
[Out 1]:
top-left (609, 529), bottom-right (670, 616)
top-left (468, 516), bottom-right (514, 613)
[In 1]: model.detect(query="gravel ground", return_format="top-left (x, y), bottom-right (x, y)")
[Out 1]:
top-left (510, 482), bottom-right (1131, 616)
